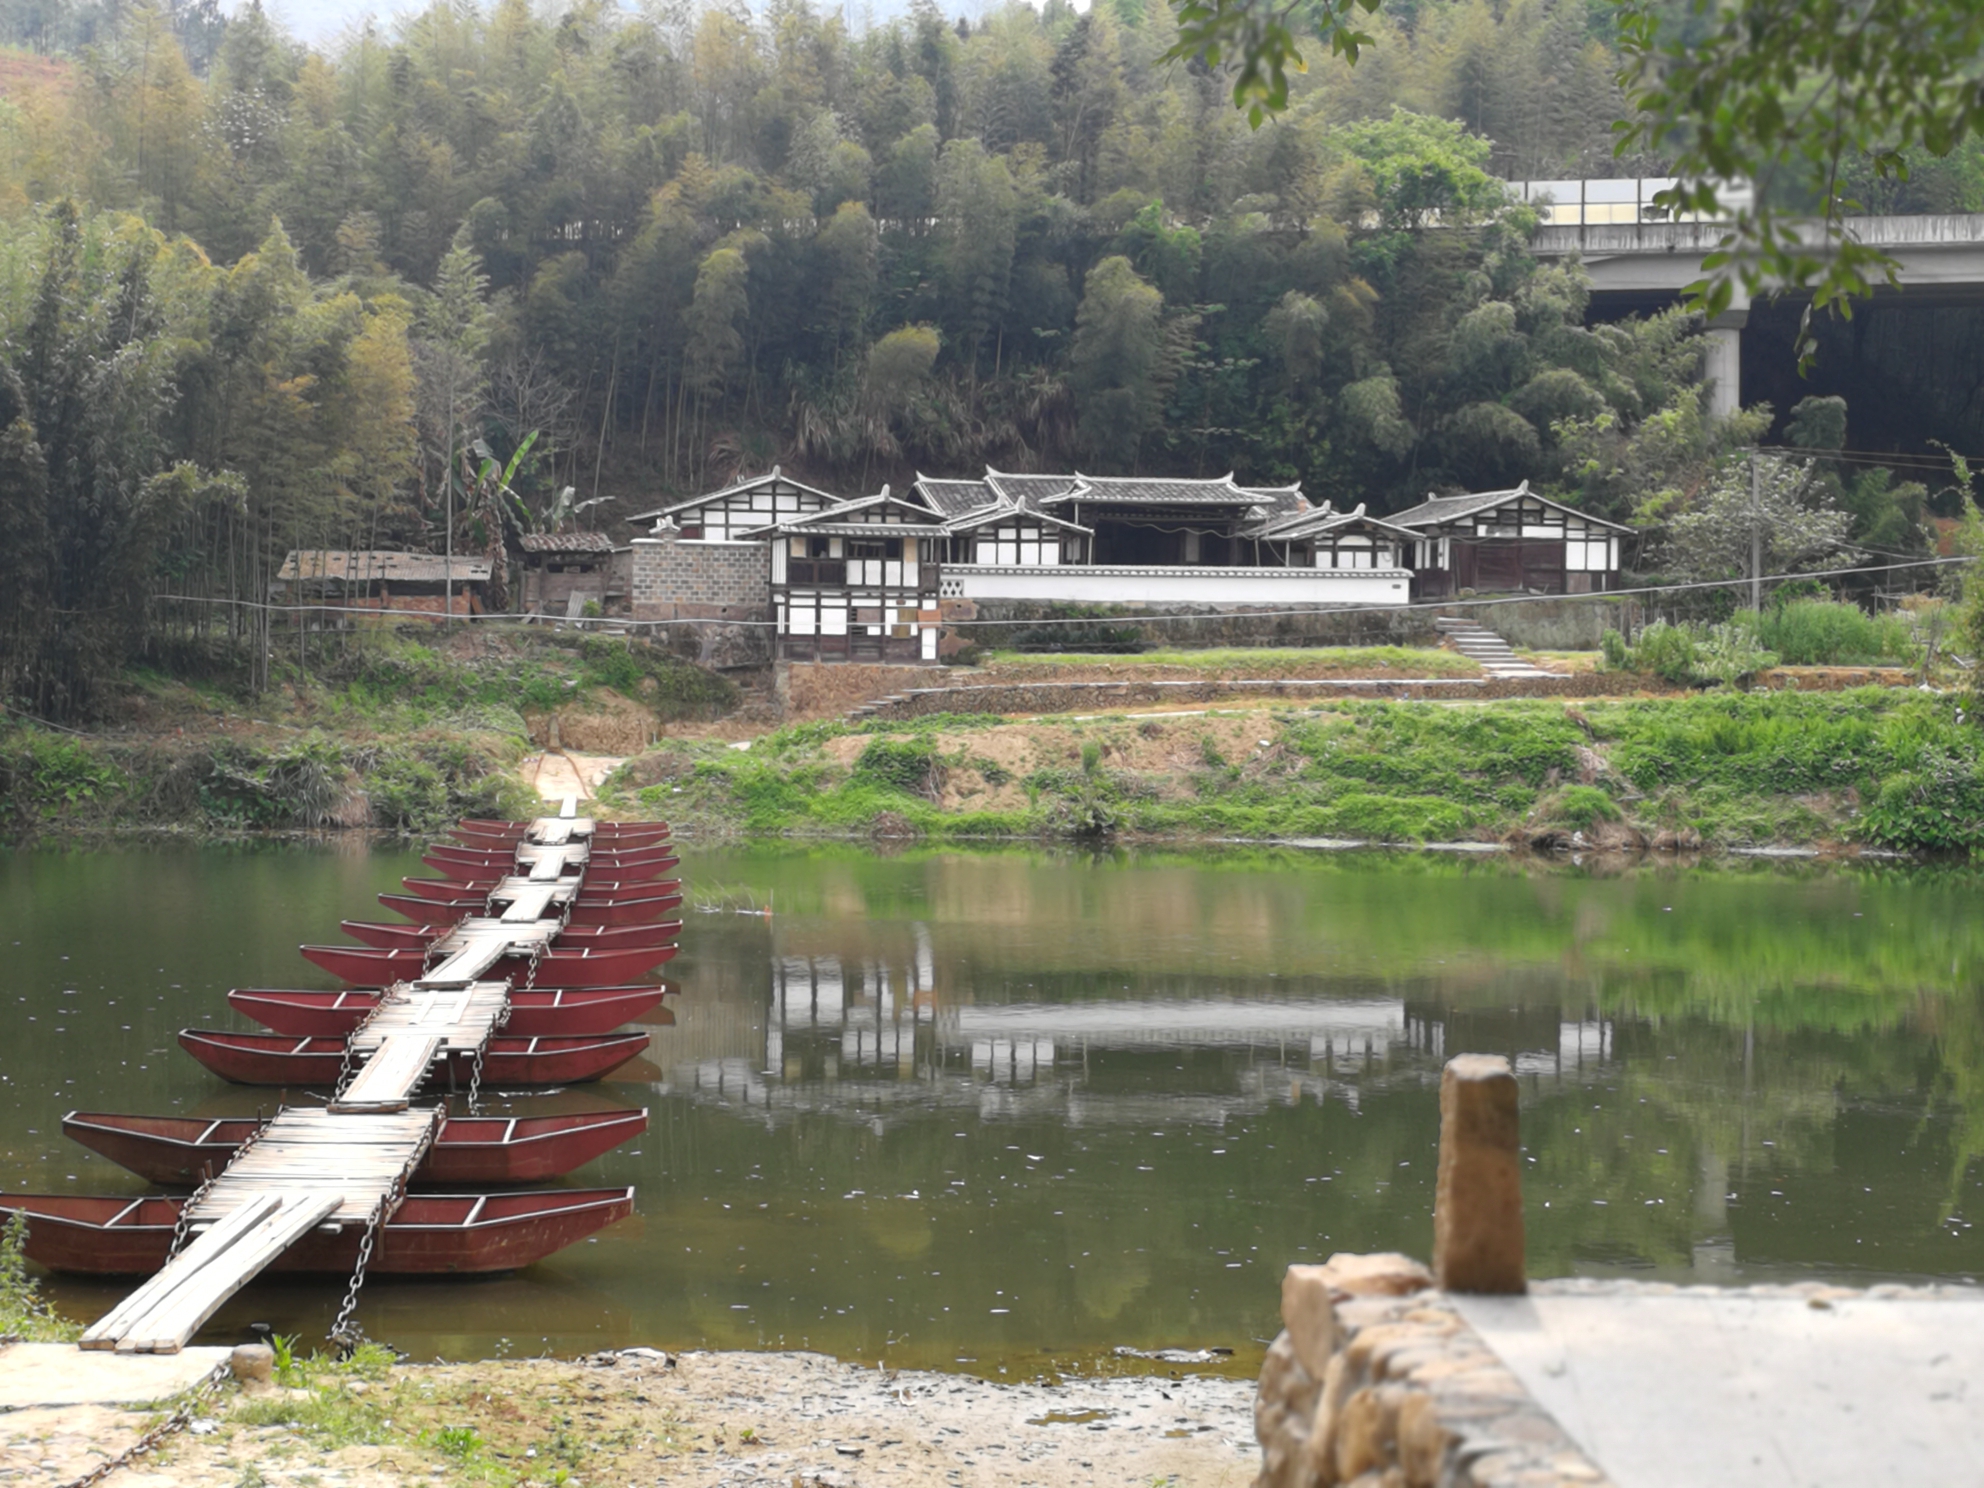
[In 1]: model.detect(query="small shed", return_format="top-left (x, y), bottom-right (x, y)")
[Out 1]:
top-left (518, 532), bottom-right (622, 617)
top-left (274, 551), bottom-right (490, 622)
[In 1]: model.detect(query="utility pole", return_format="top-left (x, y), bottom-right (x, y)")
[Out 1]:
top-left (1750, 449), bottom-right (1762, 613)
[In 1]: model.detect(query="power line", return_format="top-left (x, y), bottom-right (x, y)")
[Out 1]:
top-left (149, 553), bottom-right (1974, 632)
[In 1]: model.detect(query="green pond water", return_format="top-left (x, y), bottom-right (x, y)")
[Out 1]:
top-left (2, 842), bottom-right (1983, 1378)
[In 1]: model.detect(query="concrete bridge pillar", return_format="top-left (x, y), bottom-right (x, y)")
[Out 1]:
top-left (1704, 283), bottom-right (1750, 421)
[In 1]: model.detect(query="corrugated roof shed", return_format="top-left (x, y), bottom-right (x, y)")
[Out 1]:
top-left (277, 551), bottom-right (492, 583)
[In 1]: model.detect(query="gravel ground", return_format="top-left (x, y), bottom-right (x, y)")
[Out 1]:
top-left (5, 1350), bottom-right (1258, 1488)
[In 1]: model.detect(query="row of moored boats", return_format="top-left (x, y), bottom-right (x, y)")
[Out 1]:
top-left (1, 815), bottom-right (675, 1281)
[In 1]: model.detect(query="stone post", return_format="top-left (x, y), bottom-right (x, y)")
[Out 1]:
top-left (1433, 1053), bottom-right (1525, 1293)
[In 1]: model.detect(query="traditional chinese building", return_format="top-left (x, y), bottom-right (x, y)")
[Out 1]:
top-left (1387, 482), bottom-right (1633, 598)
top-left (627, 467), bottom-right (1420, 662)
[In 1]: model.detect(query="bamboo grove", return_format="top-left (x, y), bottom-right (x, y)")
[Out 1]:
top-left (0, 0), bottom-right (1977, 716)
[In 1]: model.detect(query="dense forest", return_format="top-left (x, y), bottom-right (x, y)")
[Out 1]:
top-left (0, 0), bottom-right (1971, 717)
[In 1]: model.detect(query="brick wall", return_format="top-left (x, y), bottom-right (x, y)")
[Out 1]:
top-left (630, 536), bottom-right (772, 622)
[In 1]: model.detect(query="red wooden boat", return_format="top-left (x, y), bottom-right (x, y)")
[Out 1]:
top-left (178, 1029), bottom-right (651, 1086)
top-left (426, 845), bottom-right (682, 868)
top-left (62, 1109), bottom-right (649, 1186)
top-left (338, 919), bottom-right (683, 951)
top-left (377, 890), bottom-right (683, 926)
top-left (421, 857), bottom-right (679, 888)
top-left (419, 852), bottom-right (681, 882)
top-left (398, 873), bottom-right (681, 903)
top-left (0, 1188), bottom-right (634, 1276)
top-left (452, 820), bottom-right (669, 843)
top-left (299, 941), bottom-right (677, 986)
top-left (228, 985), bottom-right (673, 1037)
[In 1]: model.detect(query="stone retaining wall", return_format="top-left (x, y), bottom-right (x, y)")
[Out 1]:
top-left (963, 600), bottom-right (1443, 651)
top-left (777, 661), bottom-right (955, 719)
top-left (851, 672), bottom-right (1655, 720)
top-left (1438, 597), bottom-right (1642, 651)
top-left (1255, 1253), bottom-right (1612, 1488)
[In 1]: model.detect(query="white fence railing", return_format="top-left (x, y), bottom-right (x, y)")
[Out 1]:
top-left (1509, 178), bottom-right (1755, 226)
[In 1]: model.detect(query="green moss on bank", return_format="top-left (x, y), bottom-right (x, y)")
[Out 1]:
top-left (604, 688), bottom-right (1984, 854)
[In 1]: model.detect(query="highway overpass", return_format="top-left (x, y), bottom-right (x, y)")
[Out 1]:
top-left (1514, 180), bottom-right (1984, 418)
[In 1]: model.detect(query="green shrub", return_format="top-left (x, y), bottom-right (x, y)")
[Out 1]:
top-left (1860, 750), bottom-right (1984, 850)
top-left (1545, 784), bottom-right (1623, 831)
top-left (1692, 622), bottom-right (1778, 686)
top-left (0, 1212), bottom-right (77, 1340)
top-left (1758, 599), bottom-right (1917, 666)
top-left (1627, 621), bottom-right (1700, 684)
top-left (365, 755), bottom-right (447, 831)
top-left (1600, 629), bottom-right (1631, 671)
top-left (853, 736), bottom-right (942, 797)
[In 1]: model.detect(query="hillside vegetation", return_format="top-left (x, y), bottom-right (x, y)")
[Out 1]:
top-left (0, 628), bottom-right (735, 839)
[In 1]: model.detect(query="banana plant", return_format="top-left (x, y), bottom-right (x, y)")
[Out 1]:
top-left (469, 429), bottom-right (609, 537)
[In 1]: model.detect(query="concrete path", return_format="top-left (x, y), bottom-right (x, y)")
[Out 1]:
top-left (1455, 1287), bottom-right (1984, 1488)
top-left (0, 1343), bottom-right (232, 1410)
top-left (523, 749), bottom-right (623, 803)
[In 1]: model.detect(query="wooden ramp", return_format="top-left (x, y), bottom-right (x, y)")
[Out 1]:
top-left (516, 842), bottom-right (590, 881)
top-left (81, 1107), bottom-right (441, 1353)
top-left (331, 982), bottom-right (515, 1112)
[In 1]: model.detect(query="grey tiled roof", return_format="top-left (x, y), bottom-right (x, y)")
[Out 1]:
top-left (1386, 482), bottom-right (1632, 534)
top-left (626, 469), bottom-right (845, 526)
top-left (519, 532), bottom-right (615, 553)
top-left (985, 471), bottom-right (1081, 506)
top-left (1048, 474), bottom-right (1268, 506)
top-left (916, 478), bottom-right (997, 516)
top-left (276, 551), bottom-right (490, 583)
top-left (1250, 506), bottom-right (1417, 542)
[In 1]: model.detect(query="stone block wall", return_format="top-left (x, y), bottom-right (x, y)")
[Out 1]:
top-left (1255, 1253), bottom-right (1613, 1488)
top-left (631, 536), bottom-right (771, 621)
top-left (630, 536), bottom-right (772, 668)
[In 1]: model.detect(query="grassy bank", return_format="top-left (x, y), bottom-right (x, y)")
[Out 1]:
top-left (0, 628), bottom-right (737, 841)
top-left (603, 687), bottom-right (1984, 853)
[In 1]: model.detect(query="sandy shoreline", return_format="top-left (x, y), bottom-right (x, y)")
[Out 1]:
top-left (4, 1349), bottom-right (1257, 1487)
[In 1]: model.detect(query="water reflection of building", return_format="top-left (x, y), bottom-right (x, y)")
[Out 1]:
top-left (647, 921), bottom-right (1625, 1130)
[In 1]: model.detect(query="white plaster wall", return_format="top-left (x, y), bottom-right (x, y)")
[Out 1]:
top-left (949, 565), bottom-right (1411, 606)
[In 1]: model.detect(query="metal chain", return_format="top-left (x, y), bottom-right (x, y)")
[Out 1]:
top-left (326, 1106), bottom-right (440, 1353)
top-left (57, 1360), bottom-right (229, 1488)
top-left (167, 1170), bottom-right (218, 1261)
top-left (167, 1097), bottom-right (289, 1258)
top-left (327, 1196), bottom-right (385, 1353)
top-left (464, 1037), bottom-right (489, 1114)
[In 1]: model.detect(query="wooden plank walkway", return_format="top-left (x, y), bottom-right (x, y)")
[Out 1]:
top-left (183, 1108), bottom-right (441, 1228)
top-left (518, 842), bottom-right (590, 882)
top-left (83, 1108), bottom-right (442, 1353)
top-left (351, 983), bottom-right (512, 1056)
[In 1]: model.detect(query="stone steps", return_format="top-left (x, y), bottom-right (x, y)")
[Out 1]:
top-left (1433, 617), bottom-right (1555, 679)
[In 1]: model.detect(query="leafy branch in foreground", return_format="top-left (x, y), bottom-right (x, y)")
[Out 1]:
top-left (1164, 0), bottom-right (1382, 126)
